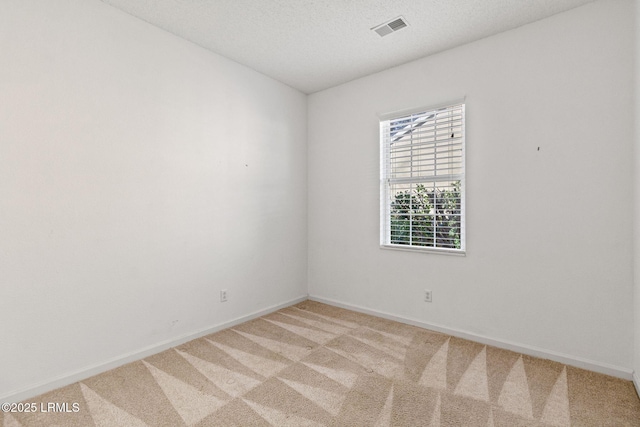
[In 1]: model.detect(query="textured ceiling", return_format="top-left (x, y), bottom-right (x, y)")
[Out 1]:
top-left (99, 0), bottom-right (596, 94)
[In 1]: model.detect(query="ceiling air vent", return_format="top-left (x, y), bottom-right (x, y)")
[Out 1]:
top-left (372, 16), bottom-right (408, 37)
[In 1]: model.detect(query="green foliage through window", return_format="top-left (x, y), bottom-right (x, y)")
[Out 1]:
top-left (389, 181), bottom-right (461, 249)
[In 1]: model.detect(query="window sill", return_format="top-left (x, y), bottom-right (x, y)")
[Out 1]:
top-left (380, 244), bottom-right (466, 256)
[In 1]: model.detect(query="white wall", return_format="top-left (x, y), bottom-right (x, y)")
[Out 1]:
top-left (634, 0), bottom-right (640, 391)
top-left (0, 0), bottom-right (307, 399)
top-left (308, 0), bottom-right (635, 373)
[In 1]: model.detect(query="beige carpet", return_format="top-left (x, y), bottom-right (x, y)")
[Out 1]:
top-left (4, 301), bottom-right (640, 426)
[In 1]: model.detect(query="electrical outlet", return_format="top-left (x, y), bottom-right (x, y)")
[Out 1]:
top-left (424, 290), bottom-right (432, 303)
top-left (220, 289), bottom-right (228, 302)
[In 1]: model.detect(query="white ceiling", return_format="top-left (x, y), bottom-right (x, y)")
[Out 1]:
top-left (99, 0), bottom-right (596, 94)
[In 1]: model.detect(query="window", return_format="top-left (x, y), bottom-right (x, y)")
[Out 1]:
top-left (380, 102), bottom-right (465, 253)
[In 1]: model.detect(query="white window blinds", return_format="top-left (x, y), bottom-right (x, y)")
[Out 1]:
top-left (380, 103), bottom-right (465, 252)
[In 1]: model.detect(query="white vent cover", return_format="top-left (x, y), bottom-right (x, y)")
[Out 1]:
top-left (372, 16), bottom-right (409, 37)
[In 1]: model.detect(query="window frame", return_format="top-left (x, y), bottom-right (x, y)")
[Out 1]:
top-left (379, 101), bottom-right (466, 255)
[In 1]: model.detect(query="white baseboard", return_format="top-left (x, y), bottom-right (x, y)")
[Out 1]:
top-left (309, 295), bottom-right (634, 381)
top-left (1, 295), bottom-right (308, 403)
top-left (634, 372), bottom-right (640, 399)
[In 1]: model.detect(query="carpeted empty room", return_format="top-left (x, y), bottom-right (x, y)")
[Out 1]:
top-left (4, 301), bottom-right (640, 426)
top-left (2, 0), bottom-right (640, 426)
